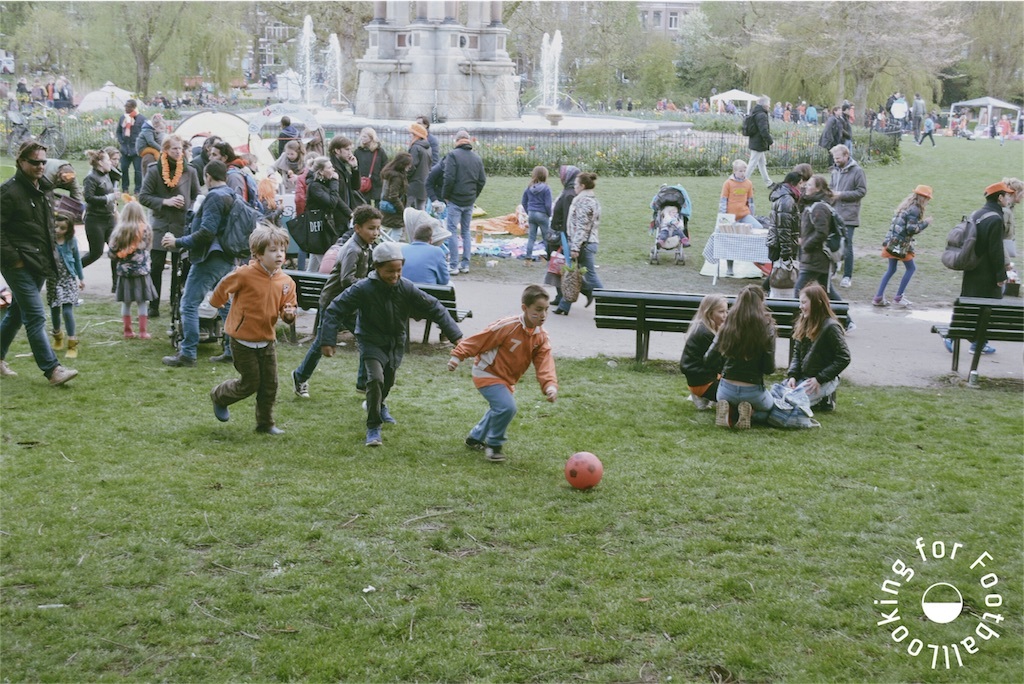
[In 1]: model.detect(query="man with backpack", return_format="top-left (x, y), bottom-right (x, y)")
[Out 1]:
top-left (160, 160), bottom-right (238, 368)
top-left (945, 182), bottom-right (1012, 355)
top-left (745, 96), bottom-right (774, 188)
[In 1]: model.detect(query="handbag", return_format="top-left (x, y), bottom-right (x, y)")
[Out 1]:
top-left (561, 265), bottom-right (583, 303)
top-left (884, 235), bottom-right (911, 259)
top-left (359, 150), bottom-right (377, 194)
top-left (286, 207), bottom-right (335, 254)
top-left (769, 260), bottom-right (796, 289)
top-left (379, 179), bottom-right (397, 214)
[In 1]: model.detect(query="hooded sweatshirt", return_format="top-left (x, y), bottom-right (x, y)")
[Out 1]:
top-left (551, 165), bottom-right (580, 235)
top-left (521, 182), bottom-right (553, 216)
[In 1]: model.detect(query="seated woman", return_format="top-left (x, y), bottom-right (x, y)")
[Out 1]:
top-left (785, 283), bottom-right (851, 412)
top-left (705, 285), bottom-right (776, 429)
top-left (680, 294), bottom-right (727, 409)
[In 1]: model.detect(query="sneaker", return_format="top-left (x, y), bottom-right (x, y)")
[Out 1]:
top-left (361, 400), bottom-right (397, 424)
top-left (845, 321), bottom-right (857, 334)
top-left (944, 337), bottom-right (954, 353)
top-left (365, 427), bottom-right (383, 447)
top-left (735, 402), bottom-right (752, 429)
top-left (465, 436), bottom-right (485, 450)
top-left (48, 365), bottom-right (78, 386)
top-left (715, 400), bottom-right (732, 428)
top-left (460, 265), bottom-right (470, 274)
top-left (970, 343), bottom-right (996, 355)
top-left (840, 277), bottom-right (852, 288)
top-left (872, 297), bottom-right (889, 307)
top-left (162, 353), bottom-right (196, 367)
top-left (0, 360), bottom-right (16, 377)
top-left (690, 393), bottom-right (713, 411)
top-left (210, 351), bottom-right (233, 363)
top-left (484, 445), bottom-right (505, 462)
top-left (449, 267), bottom-right (460, 276)
top-left (355, 384), bottom-right (366, 394)
top-left (813, 393), bottom-right (836, 413)
top-left (212, 398), bottom-right (230, 422)
top-left (894, 296), bottom-right (912, 308)
top-left (292, 370), bottom-right (310, 399)
top-left (256, 425), bottom-right (285, 435)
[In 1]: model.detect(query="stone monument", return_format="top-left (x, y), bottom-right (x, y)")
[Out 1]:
top-left (355, 1), bottom-right (519, 122)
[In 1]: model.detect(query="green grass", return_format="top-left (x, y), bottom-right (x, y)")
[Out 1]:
top-left (1, 303), bottom-right (1022, 681)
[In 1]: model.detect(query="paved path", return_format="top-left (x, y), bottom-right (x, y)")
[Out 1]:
top-left (64, 234), bottom-right (1022, 388)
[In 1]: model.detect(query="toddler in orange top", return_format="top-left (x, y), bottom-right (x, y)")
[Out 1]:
top-left (448, 284), bottom-right (558, 462)
top-left (208, 223), bottom-right (297, 434)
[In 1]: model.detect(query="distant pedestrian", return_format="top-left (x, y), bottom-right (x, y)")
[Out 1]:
top-left (746, 95), bottom-right (774, 188)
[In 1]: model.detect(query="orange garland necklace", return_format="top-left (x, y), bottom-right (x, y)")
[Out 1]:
top-left (161, 153), bottom-right (184, 188)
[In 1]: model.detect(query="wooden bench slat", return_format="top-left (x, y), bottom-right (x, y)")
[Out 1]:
top-left (931, 296), bottom-right (1024, 374)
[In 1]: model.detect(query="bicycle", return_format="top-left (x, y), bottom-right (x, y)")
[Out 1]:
top-left (6, 103), bottom-right (66, 158)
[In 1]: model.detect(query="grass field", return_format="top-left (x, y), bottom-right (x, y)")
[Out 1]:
top-left (2, 135), bottom-right (1022, 681)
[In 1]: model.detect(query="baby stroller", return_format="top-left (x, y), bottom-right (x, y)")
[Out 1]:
top-left (649, 184), bottom-right (693, 265)
top-left (167, 255), bottom-right (224, 351)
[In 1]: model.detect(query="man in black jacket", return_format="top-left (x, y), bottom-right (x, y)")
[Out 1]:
top-left (746, 96), bottom-right (774, 188)
top-left (442, 130), bottom-right (486, 275)
top-left (0, 141), bottom-right (79, 384)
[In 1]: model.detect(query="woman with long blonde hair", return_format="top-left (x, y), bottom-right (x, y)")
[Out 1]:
top-left (354, 127), bottom-right (389, 206)
top-left (872, 185), bottom-right (932, 307)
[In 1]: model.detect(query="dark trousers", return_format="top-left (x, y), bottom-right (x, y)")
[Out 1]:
top-left (919, 131), bottom-right (935, 146)
top-left (210, 339), bottom-right (279, 430)
top-left (120, 153), bottom-right (143, 194)
top-left (149, 249), bottom-right (180, 311)
top-left (364, 357), bottom-right (397, 428)
top-left (82, 214), bottom-right (115, 270)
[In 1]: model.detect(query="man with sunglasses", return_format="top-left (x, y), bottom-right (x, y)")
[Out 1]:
top-left (0, 141), bottom-right (79, 384)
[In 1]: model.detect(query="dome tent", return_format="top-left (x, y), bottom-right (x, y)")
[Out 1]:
top-left (77, 82), bottom-right (133, 112)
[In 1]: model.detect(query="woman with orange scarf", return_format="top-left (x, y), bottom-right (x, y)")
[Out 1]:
top-left (139, 135), bottom-right (199, 318)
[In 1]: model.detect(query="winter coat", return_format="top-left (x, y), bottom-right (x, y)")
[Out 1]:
top-left (0, 169), bottom-right (59, 278)
top-left (787, 319), bottom-right (850, 385)
top-left (176, 184), bottom-right (235, 264)
top-left (768, 183), bottom-right (801, 262)
top-left (962, 200), bottom-right (1008, 298)
top-left (551, 166), bottom-right (580, 235)
top-left (442, 144), bottom-right (486, 207)
top-left (798, 194), bottom-right (834, 275)
top-left (746, 104), bottom-right (773, 152)
top-left (354, 145), bottom-right (388, 202)
top-left (139, 156), bottom-right (201, 247)
top-left (135, 120), bottom-right (164, 156)
top-left (567, 190), bottom-right (601, 252)
top-left (83, 169), bottom-right (117, 221)
top-left (306, 175), bottom-right (345, 248)
top-left (829, 160), bottom-right (867, 226)
top-left (407, 138), bottom-right (432, 202)
top-left (379, 170), bottom-right (408, 231)
top-left (819, 115), bottom-right (844, 150)
top-left (319, 272), bottom-right (463, 368)
top-left (116, 111), bottom-right (147, 157)
top-left (680, 322), bottom-right (722, 387)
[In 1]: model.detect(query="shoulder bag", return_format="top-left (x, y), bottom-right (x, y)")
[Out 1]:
top-left (359, 150), bottom-right (377, 194)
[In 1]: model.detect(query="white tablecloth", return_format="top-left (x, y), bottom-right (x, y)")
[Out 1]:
top-left (702, 232), bottom-right (770, 264)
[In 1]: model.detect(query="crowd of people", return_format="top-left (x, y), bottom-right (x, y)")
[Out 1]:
top-left (1, 95), bottom-right (1020, 443)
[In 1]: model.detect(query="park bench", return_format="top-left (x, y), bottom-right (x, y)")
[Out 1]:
top-left (282, 269), bottom-right (471, 347)
top-left (930, 297), bottom-right (1024, 375)
top-left (592, 288), bottom-right (849, 362)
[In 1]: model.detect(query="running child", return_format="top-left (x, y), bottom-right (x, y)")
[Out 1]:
top-left (47, 213), bottom-right (84, 358)
top-left (209, 223), bottom-right (297, 434)
top-left (448, 284), bottom-right (558, 462)
top-left (109, 201), bottom-right (157, 339)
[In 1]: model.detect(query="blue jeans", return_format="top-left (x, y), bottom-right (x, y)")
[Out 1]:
top-left (179, 253), bottom-right (233, 360)
top-left (717, 379), bottom-right (774, 423)
top-left (469, 383), bottom-right (518, 448)
top-left (556, 242), bottom-right (603, 313)
top-left (875, 257), bottom-right (916, 300)
top-left (294, 324), bottom-right (324, 383)
top-left (446, 202), bottom-right (473, 269)
top-left (525, 211), bottom-right (551, 258)
top-left (0, 266), bottom-right (60, 375)
top-left (51, 303), bottom-right (76, 337)
top-left (842, 225), bottom-right (857, 279)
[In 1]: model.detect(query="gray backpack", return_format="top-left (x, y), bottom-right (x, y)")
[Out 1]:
top-left (941, 210), bottom-right (999, 271)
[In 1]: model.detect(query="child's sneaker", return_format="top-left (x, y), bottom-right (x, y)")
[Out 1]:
top-left (715, 400), bottom-right (733, 428)
top-left (0, 360), bottom-right (17, 377)
top-left (690, 393), bottom-right (713, 411)
top-left (872, 296), bottom-right (889, 307)
top-left (943, 337), bottom-right (954, 353)
top-left (380, 404), bottom-right (397, 425)
top-left (212, 397), bottom-right (230, 422)
top-left (292, 370), bottom-right (310, 399)
top-left (736, 401), bottom-right (752, 429)
top-left (465, 436), bottom-right (485, 450)
top-left (970, 343), bottom-right (996, 355)
top-left (484, 445), bottom-right (505, 462)
top-left (365, 427), bottom-right (383, 447)
top-left (894, 295), bottom-right (912, 308)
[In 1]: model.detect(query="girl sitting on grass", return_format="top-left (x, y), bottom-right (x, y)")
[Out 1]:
top-left (680, 294), bottom-right (727, 410)
top-left (786, 283), bottom-right (851, 413)
top-left (109, 201), bottom-right (158, 340)
top-left (706, 285), bottom-right (776, 429)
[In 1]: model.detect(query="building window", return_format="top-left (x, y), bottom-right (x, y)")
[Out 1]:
top-left (396, 33), bottom-right (409, 48)
top-left (668, 12), bottom-right (679, 29)
top-left (652, 11), bottom-right (662, 28)
top-left (468, 35), bottom-right (478, 49)
top-left (640, 11), bottom-right (648, 29)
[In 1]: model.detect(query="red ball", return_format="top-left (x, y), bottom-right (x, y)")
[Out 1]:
top-left (565, 452), bottom-right (603, 490)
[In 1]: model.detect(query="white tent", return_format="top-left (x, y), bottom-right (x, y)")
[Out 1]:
top-left (76, 81), bottom-right (133, 112)
top-left (948, 96), bottom-right (1021, 135)
top-left (171, 110), bottom-right (276, 170)
top-left (710, 89), bottom-right (762, 113)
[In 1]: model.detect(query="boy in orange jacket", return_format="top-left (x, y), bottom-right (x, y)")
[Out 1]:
top-left (209, 223), bottom-right (297, 434)
top-left (448, 284), bottom-right (558, 462)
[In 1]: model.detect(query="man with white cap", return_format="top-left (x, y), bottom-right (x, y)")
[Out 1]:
top-left (442, 129), bottom-right (486, 275)
top-left (401, 207), bottom-right (451, 285)
top-left (319, 241), bottom-right (463, 447)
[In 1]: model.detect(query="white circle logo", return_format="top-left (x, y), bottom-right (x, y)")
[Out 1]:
top-left (920, 582), bottom-right (964, 624)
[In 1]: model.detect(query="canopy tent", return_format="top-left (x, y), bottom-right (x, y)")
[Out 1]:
top-left (76, 81), bottom-right (132, 112)
top-left (171, 110), bottom-right (276, 171)
top-left (948, 96), bottom-right (1021, 134)
top-left (710, 89), bottom-right (761, 113)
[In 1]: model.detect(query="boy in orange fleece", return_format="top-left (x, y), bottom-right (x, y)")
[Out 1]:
top-left (448, 284), bottom-right (558, 462)
top-left (209, 223), bottom-right (297, 434)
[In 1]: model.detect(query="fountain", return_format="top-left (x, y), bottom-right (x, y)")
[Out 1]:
top-left (539, 31), bottom-right (563, 125)
top-left (298, 15), bottom-right (315, 107)
top-left (325, 33), bottom-right (343, 108)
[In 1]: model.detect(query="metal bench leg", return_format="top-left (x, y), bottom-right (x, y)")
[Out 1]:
top-left (951, 339), bottom-right (959, 372)
top-left (422, 321), bottom-right (432, 345)
top-left (969, 307), bottom-right (993, 375)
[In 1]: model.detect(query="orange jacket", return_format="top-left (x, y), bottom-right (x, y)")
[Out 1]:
top-left (210, 262), bottom-right (297, 343)
top-left (720, 177), bottom-right (754, 219)
top-left (451, 314), bottom-right (557, 394)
